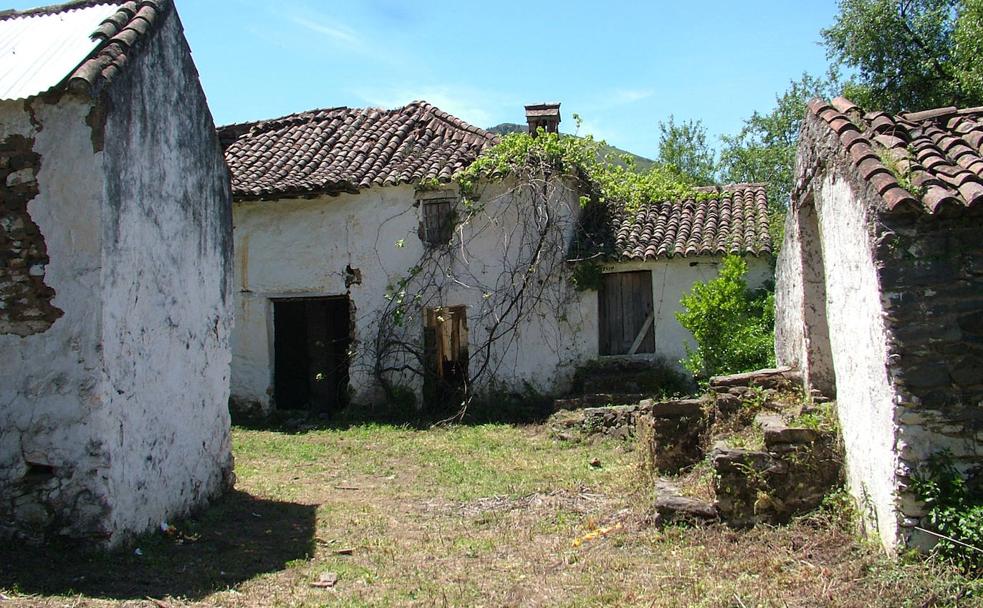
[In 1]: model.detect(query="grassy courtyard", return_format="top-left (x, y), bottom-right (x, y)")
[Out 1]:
top-left (0, 422), bottom-right (978, 607)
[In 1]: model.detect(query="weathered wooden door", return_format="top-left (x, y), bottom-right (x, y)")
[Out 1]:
top-left (423, 305), bottom-right (469, 408)
top-left (598, 271), bottom-right (656, 356)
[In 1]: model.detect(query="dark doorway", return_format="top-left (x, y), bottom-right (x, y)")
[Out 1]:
top-left (598, 270), bottom-right (656, 356)
top-left (273, 297), bottom-right (352, 413)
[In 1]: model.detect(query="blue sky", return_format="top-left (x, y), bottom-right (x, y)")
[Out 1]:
top-left (13, 0), bottom-right (839, 159)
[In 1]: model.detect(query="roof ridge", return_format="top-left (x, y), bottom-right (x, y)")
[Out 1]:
top-left (219, 100), bottom-right (497, 144)
top-left (695, 182), bottom-right (768, 192)
top-left (64, 0), bottom-right (171, 97)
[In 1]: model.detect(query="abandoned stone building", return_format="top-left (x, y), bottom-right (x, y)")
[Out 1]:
top-left (220, 102), bottom-right (772, 416)
top-left (0, 0), bottom-right (234, 546)
top-left (776, 96), bottom-right (983, 552)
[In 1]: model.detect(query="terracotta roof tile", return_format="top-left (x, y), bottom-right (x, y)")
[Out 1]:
top-left (573, 184), bottom-right (772, 261)
top-left (806, 97), bottom-right (983, 213)
top-left (219, 102), bottom-right (498, 200)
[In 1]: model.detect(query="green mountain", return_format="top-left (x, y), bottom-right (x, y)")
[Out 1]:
top-left (485, 123), bottom-right (656, 172)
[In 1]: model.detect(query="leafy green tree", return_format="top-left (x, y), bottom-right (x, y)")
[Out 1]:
top-left (822, 0), bottom-right (983, 112)
top-left (676, 256), bottom-right (776, 379)
top-left (656, 115), bottom-right (717, 186)
top-left (954, 0), bottom-right (983, 102)
top-left (719, 73), bottom-right (840, 246)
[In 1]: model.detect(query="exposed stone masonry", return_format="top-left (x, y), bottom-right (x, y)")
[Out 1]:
top-left (0, 134), bottom-right (61, 336)
top-left (639, 368), bottom-right (842, 528)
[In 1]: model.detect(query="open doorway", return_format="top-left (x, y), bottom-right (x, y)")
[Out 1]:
top-left (423, 305), bottom-right (469, 409)
top-left (273, 297), bottom-right (352, 413)
top-left (797, 197), bottom-right (837, 398)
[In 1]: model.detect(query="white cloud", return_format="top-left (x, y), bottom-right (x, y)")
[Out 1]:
top-left (291, 16), bottom-right (363, 51)
top-left (612, 88), bottom-right (654, 104)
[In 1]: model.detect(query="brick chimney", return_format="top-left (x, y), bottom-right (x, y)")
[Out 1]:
top-left (525, 102), bottom-right (561, 136)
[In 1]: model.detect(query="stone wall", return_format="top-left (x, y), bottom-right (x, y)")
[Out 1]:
top-left (0, 133), bottom-right (61, 336)
top-left (877, 202), bottom-right (983, 547)
top-left (0, 97), bottom-right (112, 544)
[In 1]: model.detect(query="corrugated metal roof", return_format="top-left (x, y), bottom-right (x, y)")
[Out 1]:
top-left (0, 3), bottom-right (121, 101)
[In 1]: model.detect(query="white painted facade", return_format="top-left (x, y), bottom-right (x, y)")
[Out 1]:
top-left (230, 179), bottom-right (772, 414)
top-left (780, 172), bottom-right (902, 549)
top-left (0, 9), bottom-right (233, 547)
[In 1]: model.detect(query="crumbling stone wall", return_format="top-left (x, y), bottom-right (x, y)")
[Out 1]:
top-left (0, 7), bottom-right (233, 548)
top-left (877, 203), bottom-right (983, 546)
top-left (0, 98), bottom-right (113, 545)
top-left (0, 134), bottom-right (61, 335)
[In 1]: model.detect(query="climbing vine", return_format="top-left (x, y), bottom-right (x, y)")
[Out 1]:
top-left (368, 127), bottom-right (711, 419)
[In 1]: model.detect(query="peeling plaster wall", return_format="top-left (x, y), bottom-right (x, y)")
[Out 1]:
top-left (775, 205), bottom-right (807, 374)
top-left (98, 10), bottom-right (233, 541)
top-left (231, 180), bottom-right (773, 414)
top-left (814, 172), bottom-right (901, 549)
top-left (775, 114), bottom-right (978, 553)
top-left (231, 182), bottom-right (592, 411)
top-left (0, 9), bottom-right (232, 547)
top-left (0, 98), bottom-right (113, 543)
top-left (779, 116), bottom-right (903, 550)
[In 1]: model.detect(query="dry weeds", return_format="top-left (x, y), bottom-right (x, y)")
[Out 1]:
top-left (0, 422), bottom-right (977, 607)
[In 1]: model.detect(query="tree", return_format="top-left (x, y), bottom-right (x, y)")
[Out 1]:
top-left (676, 256), bottom-right (775, 379)
top-left (954, 0), bottom-right (983, 102)
top-left (656, 116), bottom-right (717, 186)
top-left (719, 72), bottom-right (841, 245)
top-left (822, 0), bottom-right (983, 112)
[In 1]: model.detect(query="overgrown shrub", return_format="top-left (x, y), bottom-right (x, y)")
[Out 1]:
top-left (675, 255), bottom-right (775, 379)
top-left (910, 451), bottom-right (983, 573)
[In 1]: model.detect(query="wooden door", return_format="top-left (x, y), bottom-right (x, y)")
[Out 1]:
top-left (598, 271), bottom-right (655, 356)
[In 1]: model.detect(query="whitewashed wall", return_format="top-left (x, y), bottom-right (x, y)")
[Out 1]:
top-left (776, 116), bottom-right (905, 552)
top-left (231, 179), bottom-right (773, 413)
top-left (0, 9), bottom-right (233, 547)
top-left (232, 181), bottom-right (590, 410)
top-left (813, 173), bottom-right (901, 550)
top-left (97, 10), bottom-right (234, 541)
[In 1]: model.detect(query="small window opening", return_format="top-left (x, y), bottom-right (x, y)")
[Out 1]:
top-left (421, 199), bottom-right (456, 246)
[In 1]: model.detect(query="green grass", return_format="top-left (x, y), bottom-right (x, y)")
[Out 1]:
top-left (1, 422), bottom-right (979, 607)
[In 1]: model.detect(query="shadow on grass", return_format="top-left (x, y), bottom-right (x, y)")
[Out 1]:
top-left (233, 397), bottom-right (557, 434)
top-left (0, 490), bottom-right (316, 601)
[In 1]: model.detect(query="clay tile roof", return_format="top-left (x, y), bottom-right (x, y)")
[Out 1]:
top-left (806, 97), bottom-right (983, 213)
top-left (0, 0), bottom-right (171, 99)
top-left (573, 183), bottom-right (772, 261)
top-left (218, 101), bottom-right (500, 201)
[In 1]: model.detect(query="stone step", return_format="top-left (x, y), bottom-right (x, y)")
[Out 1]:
top-left (573, 359), bottom-right (694, 395)
top-left (709, 367), bottom-right (802, 392)
top-left (552, 393), bottom-right (645, 412)
top-left (652, 495), bottom-right (719, 525)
